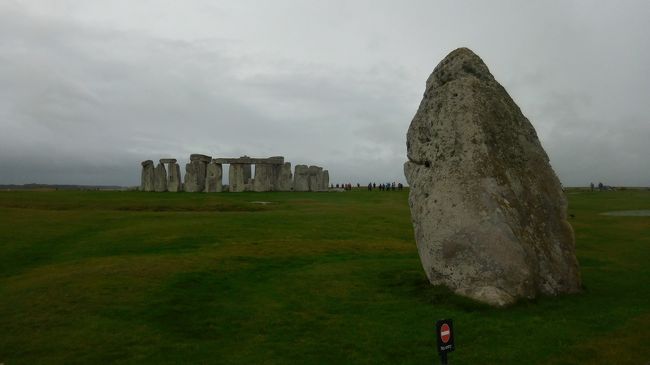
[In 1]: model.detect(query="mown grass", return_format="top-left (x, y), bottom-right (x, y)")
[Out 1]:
top-left (0, 189), bottom-right (648, 364)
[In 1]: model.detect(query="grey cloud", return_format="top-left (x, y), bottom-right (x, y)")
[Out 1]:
top-left (0, 1), bottom-right (649, 187)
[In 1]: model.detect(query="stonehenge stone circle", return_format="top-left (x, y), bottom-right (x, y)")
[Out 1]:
top-left (154, 163), bottom-right (168, 192)
top-left (206, 162), bottom-right (223, 193)
top-left (167, 162), bottom-right (182, 192)
top-left (140, 160), bottom-right (154, 192)
top-left (141, 155), bottom-right (328, 193)
top-left (404, 47), bottom-right (581, 307)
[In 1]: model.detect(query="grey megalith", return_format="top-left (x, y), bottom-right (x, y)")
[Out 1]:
top-left (140, 160), bottom-right (155, 192)
top-left (404, 48), bottom-right (581, 307)
top-left (154, 162), bottom-right (168, 192)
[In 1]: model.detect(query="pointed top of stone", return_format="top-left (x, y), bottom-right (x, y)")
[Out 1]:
top-left (426, 47), bottom-right (494, 91)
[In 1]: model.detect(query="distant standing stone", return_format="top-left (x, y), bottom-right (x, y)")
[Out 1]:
top-left (275, 162), bottom-right (293, 191)
top-left (293, 165), bottom-right (310, 192)
top-left (229, 164), bottom-right (246, 192)
top-left (154, 162), bottom-right (167, 192)
top-left (322, 170), bottom-right (330, 191)
top-left (167, 162), bottom-right (182, 192)
top-left (307, 166), bottom-right (323, 192)
top-left (206, 162), bottom-right (223, 193)
top-left (184, 159), bottom-right (208, 193)
top-left (140, 160), bottom-right (154, 192)
top-left (404, 48), bottom-right (581, 307)
top-left (253, 164), bottom-right (275, 192)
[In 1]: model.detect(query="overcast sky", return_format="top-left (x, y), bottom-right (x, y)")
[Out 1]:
top-left (1, 0), bottom-right (648, 186)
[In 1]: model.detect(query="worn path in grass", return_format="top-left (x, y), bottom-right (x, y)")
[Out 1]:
top-left (0, 189), bottom-right (648, 364)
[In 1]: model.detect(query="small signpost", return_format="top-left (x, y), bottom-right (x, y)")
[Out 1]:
top-left (436, 319), bottom-right (455, 364)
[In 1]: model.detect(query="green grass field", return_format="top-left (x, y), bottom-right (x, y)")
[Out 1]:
top-left (1, 188), bottom-right (648, 364)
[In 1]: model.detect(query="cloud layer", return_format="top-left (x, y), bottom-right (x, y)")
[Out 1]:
top-left (1, 1), bottom-right (648, 186)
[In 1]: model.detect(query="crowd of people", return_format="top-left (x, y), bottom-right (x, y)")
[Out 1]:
top-left (590, 182), bottom-right (615, 192)
top-left (329, 182), bottom-right (404, 191)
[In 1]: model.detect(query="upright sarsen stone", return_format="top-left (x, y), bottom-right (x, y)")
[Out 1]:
top-left (206, 162), bottom-right (223, 192)
top-left (229, 164), bottom-right (246, 192)
top-left (167, 162), bottom-right (182, 192)
top-left (307, 166), bottom-right (323, 192)
top-left (253, 164), bottom-right (275, 192)
top-left (404, 48), bottom-right (581, 306)
top-left (275, 162), bottom-right (293, 191)
top-left (140, 160), bottom-right (154, 192)
top-left (322, 170), bottom-right (329, 191)
top-left (185, 154), bottom-right (211, 192)
top-left (154, 163), bottom-right (168, 192)
top-left (293, 165), bottom-right (310, 192)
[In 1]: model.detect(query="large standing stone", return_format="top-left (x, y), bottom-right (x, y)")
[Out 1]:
top-left (293, 165), bottom-right (310, 192)
top-left (322, 170), bottom-right (330, 191)
top-left (154, 163), bottom-right (168, 192)
top-left (404, 48), bottom-right (581, 307)
top-left (229, 164), bottom-right (246, 192)
top-left (140, 160), bottom-right (154, 192)
top-left (253, 164), bottom-right (275, 192)
top-left (275, 162), bottom-right (293, 191)
top-left (243, 165), bottom-right (252, 184)
top-left (167, 162), bottom-right (182, 192)
top-left (184, 160), bottom-right (208, 193)
top-left (307, 166), bottom-right (323, 192)
top-left (206, 162), bottom-right (223, 193)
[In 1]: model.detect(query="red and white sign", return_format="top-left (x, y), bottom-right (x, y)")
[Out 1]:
top-left (440, 323), bottom-right (451, 344)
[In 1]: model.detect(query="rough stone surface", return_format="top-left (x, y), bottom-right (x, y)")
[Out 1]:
top-left (159, 158), bottom-right (177, 164)
top-left (404, 47), bottom-right (581, 307)
top-left (293, 165), bottom-right (310, 192)
top-left (243, 164), bottom-right (252, 184)
top-left (275, 162), bottom-right (293, 191)
top-left (253, 163), bottom-right (276, 192)
top-left (140, 160), bottom-right (154, 192)
top-left (167, 162), bottom-right (182, 192)
top-left (322, 170), bottom-right (330, 191)
top-left (229, 164), bottom-right (246, 192)
top-left (184, 160), bottom-right (207, 192)
top-left (307, 166), bottom-right (323, 192)
top-left (190, 154), bottom-right (212, 163)
top-left (212, 157), bottom-right (284, 165)
top-left (154, 163), bottom-right (167, 192)
top-left (206, 162), bottom-right (223, 193)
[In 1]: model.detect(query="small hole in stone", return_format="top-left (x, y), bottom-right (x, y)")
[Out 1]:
top-left (424, 161), bottom-right (431, 168)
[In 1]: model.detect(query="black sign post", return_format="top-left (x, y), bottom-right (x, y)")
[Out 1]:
top-left (435, 319), bottom-right (455, 365)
